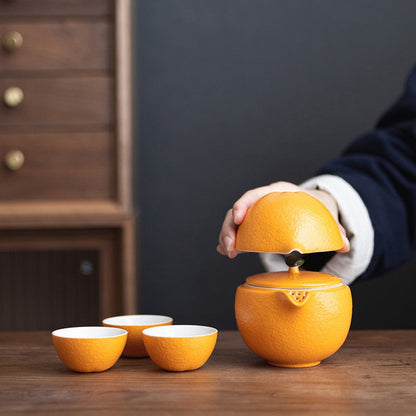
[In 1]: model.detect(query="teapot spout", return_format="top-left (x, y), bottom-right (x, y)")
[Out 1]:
top-left (282, 290), bottom-right (310, 307)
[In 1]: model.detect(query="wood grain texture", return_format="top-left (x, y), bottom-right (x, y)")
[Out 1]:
top-left (0, 331), bottom-right (414, 415)
top-left (0, 250), bottom-right (100, 330)
top-left (0, 131), bottom-right (115, 201)
top-left (0, 0), bottom-right (112, 17)
top-left (0, 77), bottom-right (113, 127)
top-left (0, 228), bottom-right (129, 322)
top-left (0, 21), bottom-right (113, 73)
top-left (0, 0), bottom-right (136, 328)
top-left (115, 0), bottom-right (132, 211)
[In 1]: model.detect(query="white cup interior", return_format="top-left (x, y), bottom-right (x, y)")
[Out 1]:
top-left (102, 314), bottom-right (173, 326)
top-left (142, 325), bottom-right (217, 338)
top-left (52, 326), bottom-right (127, 339)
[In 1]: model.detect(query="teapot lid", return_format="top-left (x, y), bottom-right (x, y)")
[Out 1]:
top-left (245, 268), bottom-right (343, 289)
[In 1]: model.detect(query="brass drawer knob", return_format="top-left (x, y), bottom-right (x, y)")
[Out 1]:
top-left (2, 31), bottom-right (23, 52)
top-left (3, 86), bottom-right (24, 107)
top-left (4, 150), bottom-right (25, 171)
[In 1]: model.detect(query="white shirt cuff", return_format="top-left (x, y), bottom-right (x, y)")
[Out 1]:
top-left (259, 174), bottom-right (374, 285)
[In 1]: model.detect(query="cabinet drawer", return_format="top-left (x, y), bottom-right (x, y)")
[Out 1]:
top-left (0, 0), bottom-right (113, 18)
top-left (0, 21), bottom-right (113, 72)
top-left (0, 131), bottom-right (115, 201)
top-left (0, 77), bottom-right (113, 127)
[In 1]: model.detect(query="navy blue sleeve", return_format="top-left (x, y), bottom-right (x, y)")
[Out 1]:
top-left (318, 66), bottom-right (416, 281)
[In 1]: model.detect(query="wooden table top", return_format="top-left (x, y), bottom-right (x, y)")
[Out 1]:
top-left (0, 330), bottom-right (415, 415)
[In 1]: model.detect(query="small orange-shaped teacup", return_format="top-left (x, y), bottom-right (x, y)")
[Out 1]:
top-left (52, 326), bottom-right (127, 372)
top-left (142, 325), bottom-right (218, 371)
top-left (103, 314), bottom-right (173, 357)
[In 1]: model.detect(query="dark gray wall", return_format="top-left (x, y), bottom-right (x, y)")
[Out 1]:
top-left (134, 0), bottom-right (416, 329)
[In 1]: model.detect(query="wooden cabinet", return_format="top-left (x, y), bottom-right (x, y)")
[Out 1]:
top-left (0, 0), bottom-right (136, 330)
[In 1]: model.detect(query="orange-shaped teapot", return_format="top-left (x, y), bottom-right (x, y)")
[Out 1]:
top-left (235, 265), bottom-right (352, 367)
top-left (234, 191), bottom-right (353, 367)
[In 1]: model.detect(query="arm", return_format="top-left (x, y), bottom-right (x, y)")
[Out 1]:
top-left (316, 66), bottom-right (416, 281)
top-left (218, 66), bottom-right (416, 283)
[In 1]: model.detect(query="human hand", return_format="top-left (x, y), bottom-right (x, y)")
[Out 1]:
top-left (217, 181), bottom-right (350, 258)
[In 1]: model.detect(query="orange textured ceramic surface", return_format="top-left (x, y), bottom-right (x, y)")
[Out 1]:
top-left (103, 315), bottom-right (173, 357)
top-left (52, 327), bottom-right (127, 373)
top-left (142, 325), bottom-right (218, 372)
top-left (235, 270), bottom-right (352, 367)
top-left (235, 191), bottom-right (343, 254)
top-left (245, 269), bottom-right (343, 288)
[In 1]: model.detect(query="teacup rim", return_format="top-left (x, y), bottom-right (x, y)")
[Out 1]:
top-left (102, 314), bottom-right (173, 326)
top-left (52, 326), bottom-right (127, 339)
top-left (142, 324), bottom-right (218, 338)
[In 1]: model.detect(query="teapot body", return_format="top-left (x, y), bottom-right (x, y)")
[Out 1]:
top-left (235, 272), bottom-right (352, 367)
